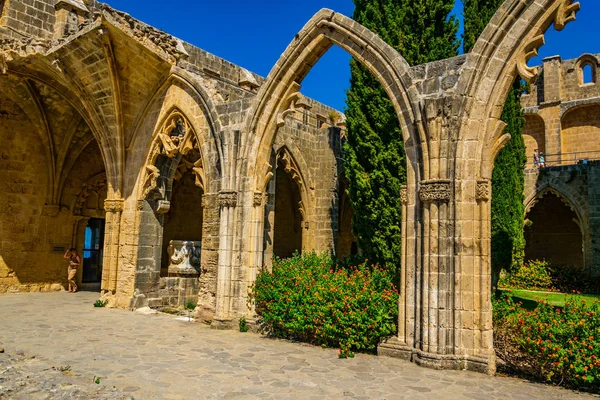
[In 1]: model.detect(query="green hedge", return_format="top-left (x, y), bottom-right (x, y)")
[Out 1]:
top-left (498, 260), bottom-right (554, 291)
top-left (252, 253), bottom-right (398, 358)
top-left (494, 292), bottom-right (600, 391)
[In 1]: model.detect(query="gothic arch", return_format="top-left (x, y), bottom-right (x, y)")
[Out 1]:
top-left (525, 183), bottom-right (587, 225)
top-left (524, 184), bottom-right (588, 268)
top-left (7, 67), bottom-right (120, 199)
top-left (127, 69), bottom-right (223, 159)
top-left (575, 53), bottom-right (598, 86)
top-left (460, 0), bottom-right (580, 179)
top-left (128, 78), bottom-right (222, 201)
top-left (242, 8), bottom-right (422, 196)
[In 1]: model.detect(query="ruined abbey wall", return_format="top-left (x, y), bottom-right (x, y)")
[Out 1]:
top-left (522, 55), bottom-right (600, 273)
top-left (0, 0), bottom-right (586, 374)
top-left (522, 54), bottom-right (600, 166)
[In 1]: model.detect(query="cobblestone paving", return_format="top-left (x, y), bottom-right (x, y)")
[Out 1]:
top-left (0, 292), bottom-right (594, 399)
top-left (0, 352), bottom-right (130, 399)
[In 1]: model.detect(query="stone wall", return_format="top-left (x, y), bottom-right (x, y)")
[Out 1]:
top-left (522, 54), bottom-right (600, 165)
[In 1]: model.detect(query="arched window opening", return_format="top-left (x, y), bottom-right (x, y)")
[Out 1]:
top-left (582, 63), bottom-right (595, 85)
top-left (525, 192), bottom-right (583, 269)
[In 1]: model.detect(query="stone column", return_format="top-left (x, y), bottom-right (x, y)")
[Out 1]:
top-left (102, 199), bottom-right (124, 294)
top-left (213, 190), bottom-right (238, 327)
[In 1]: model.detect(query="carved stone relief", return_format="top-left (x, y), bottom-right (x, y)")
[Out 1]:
top-left (419, 180), bottom-right (452, 203)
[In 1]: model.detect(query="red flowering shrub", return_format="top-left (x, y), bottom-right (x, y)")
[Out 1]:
top-left (494, 292), bottom-right (600, 392)
top-left (252, 252), bottom-right (399, 358)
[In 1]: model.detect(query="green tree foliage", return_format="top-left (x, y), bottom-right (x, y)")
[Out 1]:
top-left (492, 81), bottom-right (526, 278)
top-left (463, 1), bottom-right (527, 282)
top-left (463, 0), bottom-right (503, 53)
top-left (344, 0), bottom-right (458, 268)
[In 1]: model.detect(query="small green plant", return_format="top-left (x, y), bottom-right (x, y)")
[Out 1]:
top-left (93, 299), bottom-right (108, 308)
top-left (185, 301), bottom-right (196, 311)
top-left (93, 376), bottom-right (101, 384)
top-left (239, 316), bottom-right (249, 333)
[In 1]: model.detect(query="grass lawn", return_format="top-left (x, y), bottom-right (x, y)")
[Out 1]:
top-left (499, 288), bottom-right (600, 309)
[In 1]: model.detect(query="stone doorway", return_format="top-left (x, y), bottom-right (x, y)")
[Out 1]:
top-left (82, 218), bottom-right (105, 284)
top-left (272, 160), bottom-right (303, 259)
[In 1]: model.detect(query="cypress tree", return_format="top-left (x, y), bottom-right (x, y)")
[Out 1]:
top-left (344, 0), bottom-right (458, 268)
top-left (463, 0), bottom-right (527, 283)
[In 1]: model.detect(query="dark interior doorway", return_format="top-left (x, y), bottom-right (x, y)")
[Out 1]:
top-left (83, 218), bottom-right (105, 283)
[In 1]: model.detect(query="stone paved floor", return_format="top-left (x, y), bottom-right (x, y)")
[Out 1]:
top-left (0, 292), bottom-right (594, 399)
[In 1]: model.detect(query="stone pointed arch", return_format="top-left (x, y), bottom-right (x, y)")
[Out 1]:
top-left (525, 182), bottom-right (587, 225)
top-left (524, 183), bottom-right (589, 269)
top-left (459, 0), bottom-right (581, 179)
top-left (241, 8), bottom-right (423, 193)
top-left (128, 68), bottom-right (223, 158)
top-left (137, 108), bottom-right (204, 206)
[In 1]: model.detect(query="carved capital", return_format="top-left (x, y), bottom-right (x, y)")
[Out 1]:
top-left (400, 186), bottom-right (408, 205)
top-left (419, 180), bottom-right (451, 203)
top-left (476, 179), bottom-right (491, 202)
top-left (104, 199), bottom-right (124, 213)
top-left (219, 191), bottom-right (238, 208)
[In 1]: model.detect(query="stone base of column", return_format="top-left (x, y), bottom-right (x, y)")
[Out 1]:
top-left (211, 318), bottom-right (235, 330)
top-left (413, 350), bottom-right (496, 375)
top-left (378, 337), bottom-right (496, 375)
top-left (377, 336), bottom-right (413, 361)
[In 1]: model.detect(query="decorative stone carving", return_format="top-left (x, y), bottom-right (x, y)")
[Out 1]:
top-left (156, 200), bottom-right (171, 214)
top-left (157, 115), bottom-right (195, 158)
top-left (73, 174), bottom-right (108, 215)
top-left (516, 35), bottom-right (545, 84)
top-left (142, 165), bottom-right (161, 199)
top-left (219, 191), bottom-right (238, 208)
top-left (277, 147), bottom-right (304, 189)
top-left (476, 179), bottom-right (491, 202)
top-left (419, 180), bottom-right (451, 203)
top-left (167, 240), bottom-right (201, 276)
top-left (554, 0), bottom-right (581, 31)
top-left (400, 186), bottom-right (408, 205)
top-left (253, 191), bottom-right (267, 207)
top-left (136, 200), bottom-right (146, 211)
top-left (275, 83), bottom-right (302, 127)
top-left (104, 199), bottom-right (124, 213)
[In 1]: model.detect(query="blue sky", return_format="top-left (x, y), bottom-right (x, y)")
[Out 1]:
top-left (107, 0), bottom-right (600, 111)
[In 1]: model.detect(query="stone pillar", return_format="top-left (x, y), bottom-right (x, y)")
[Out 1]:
top-left (380, 179), bottom-right (495, 374)
top-left (213, 190), bottom-right (238, 327)
top-left (196, 193), bottom-right (219, 322)
top-left (102, 199), bottom-right (124, 294)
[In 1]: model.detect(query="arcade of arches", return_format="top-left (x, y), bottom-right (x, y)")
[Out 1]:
top-left (0, 0), bottom-right (593, 375)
